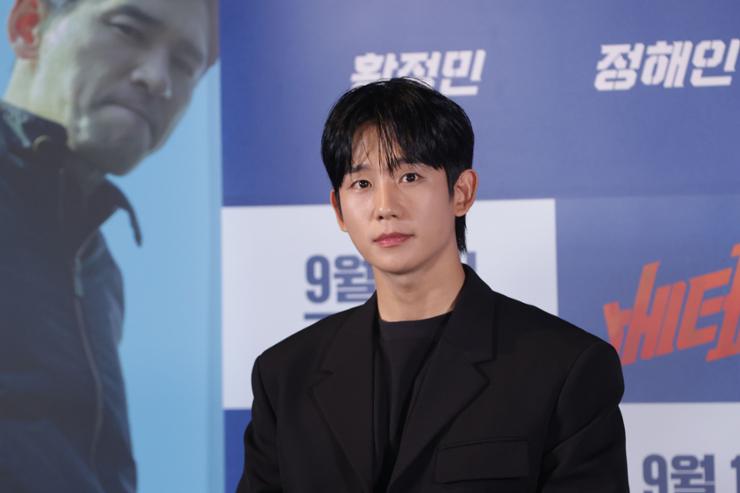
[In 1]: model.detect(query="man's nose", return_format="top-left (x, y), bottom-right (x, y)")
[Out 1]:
top-left (375, 180), bottom-right (399, 220)
top-left (130, 49), bottom-right (173, 99)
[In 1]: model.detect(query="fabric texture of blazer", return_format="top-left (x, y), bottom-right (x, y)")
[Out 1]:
top-left (238, 267), bottom-right (629, 493)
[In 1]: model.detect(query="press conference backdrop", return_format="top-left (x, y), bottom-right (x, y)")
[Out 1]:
top-left (221, 1), bottom-right (740, 492)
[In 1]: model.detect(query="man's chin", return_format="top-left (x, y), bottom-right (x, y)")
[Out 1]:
top-left (365, 255), bottom-right (420, 278)
top-left (73, 143), bottom-right (148, 177)
top-left (69, 116), bottom-right (154, 175)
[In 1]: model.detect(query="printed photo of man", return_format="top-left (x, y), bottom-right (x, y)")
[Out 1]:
top-left (0, 0), bottom-right (217, 491)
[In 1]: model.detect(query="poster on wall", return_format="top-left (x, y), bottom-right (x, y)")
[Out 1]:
top-left (0, 1), bottom-right (221, 492)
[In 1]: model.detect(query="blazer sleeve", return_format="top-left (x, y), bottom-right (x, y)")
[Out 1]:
top-left (237, 355), bottom-right (283, 493)
top-left (538, 341), bottom-right (630, 493)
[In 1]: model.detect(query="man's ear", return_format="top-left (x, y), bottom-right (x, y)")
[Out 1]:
top-left (452, 169), bottom-right (478, 217)
top-left (8, 0), bottom-right (48, 60)
top-left (330, 189), bottom-right (347, 232)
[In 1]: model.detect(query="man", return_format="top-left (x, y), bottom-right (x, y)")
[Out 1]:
top-left (0, 0), bottom-right (216, 491)
top-left (239, 78), bottom-right (629, 492)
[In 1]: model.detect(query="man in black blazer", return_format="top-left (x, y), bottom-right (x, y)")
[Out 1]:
top-left (238, 78), bottom-right (629, 492)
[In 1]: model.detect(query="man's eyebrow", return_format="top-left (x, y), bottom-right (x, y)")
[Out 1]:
top-left (108, 5), bottom-right (163, 28)
top-left (108, 5), bottom-right (207, 68)
top-left (348, 160), bottom-right (420, 175)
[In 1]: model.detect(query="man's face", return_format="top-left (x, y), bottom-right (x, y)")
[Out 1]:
top-left (25, 0), bottom-right (209, 174)
top-left (331, 126), bottom-right (463, 278)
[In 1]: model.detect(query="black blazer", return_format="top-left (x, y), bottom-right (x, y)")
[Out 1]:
top-left (238, 268), bottom-right (629, 492)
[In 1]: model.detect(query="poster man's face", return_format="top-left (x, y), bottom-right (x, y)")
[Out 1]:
top-left (20, 0), bottom-right (210, 174)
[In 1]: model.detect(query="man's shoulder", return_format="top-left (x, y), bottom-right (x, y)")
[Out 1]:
top-left (491, 289), bottom-right (613, 362)
top-left (485, 289), bottom-right (623, 406)
top-left (0, 153), bottom-right (21, 204)
top-left (0, 146), bottom-right (42, 231)
top-left (0, 157), bottom-right (26, 241)
top-left (463, 267), bottom-right (605, 354)
top-left (256, 304), bottom-right (362, 374)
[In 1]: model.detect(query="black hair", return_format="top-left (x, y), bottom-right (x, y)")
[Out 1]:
top-left (321, 77), bottom-right (475, 252)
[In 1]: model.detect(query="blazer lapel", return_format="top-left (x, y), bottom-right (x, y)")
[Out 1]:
top-left (389, 267), bottom-right (497, 488)
top-left (311, 294), bottom-right (377, 492)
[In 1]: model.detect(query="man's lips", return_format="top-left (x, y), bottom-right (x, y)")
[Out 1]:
top-left (118, 104), bottom-right (154, 130)
top-left (105, 99), bottom-right (158, 140)
top-left (374, 233), bottom-right (413, 247)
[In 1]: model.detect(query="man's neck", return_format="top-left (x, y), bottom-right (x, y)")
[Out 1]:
top-left (2, 90), bottom-right (105, 197)
top-left (374, 253), bottom-right (465, 322)
top-left (3, 67), bottom-right (59, 126)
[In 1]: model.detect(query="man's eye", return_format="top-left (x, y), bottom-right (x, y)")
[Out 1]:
top-left (401, 173), bottom-right (419, 183)
top-left (109, 21), bottom-right (145, 41)
top-left (173, 57), bottom-right (196, 78)
top-left (351, 179), bottom-right (371, 189)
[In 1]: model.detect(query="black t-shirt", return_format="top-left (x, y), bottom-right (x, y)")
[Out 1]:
top-left (372, 312), bottom-right (451, 492)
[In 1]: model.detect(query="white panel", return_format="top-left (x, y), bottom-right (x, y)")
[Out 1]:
top-left (621, 403), bottom-right (740, 492)
top-left (466, 199), bottom-right (558, 316)
top-left (221, 205), bottom-right (355, 409)
top-left (222, 199), bottom-right (559, 408)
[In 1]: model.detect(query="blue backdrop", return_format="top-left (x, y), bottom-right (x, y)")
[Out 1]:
top-left (222, 1), bottom-right (740, 492)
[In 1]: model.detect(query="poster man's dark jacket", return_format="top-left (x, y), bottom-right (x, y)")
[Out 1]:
top-left (0, 103), bottom-right (139, 493)
top-left (239, 267), bottom-right (629, 492)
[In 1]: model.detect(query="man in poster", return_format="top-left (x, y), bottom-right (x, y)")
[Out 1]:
top-left (0, 0), bottom-right (216, 491)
